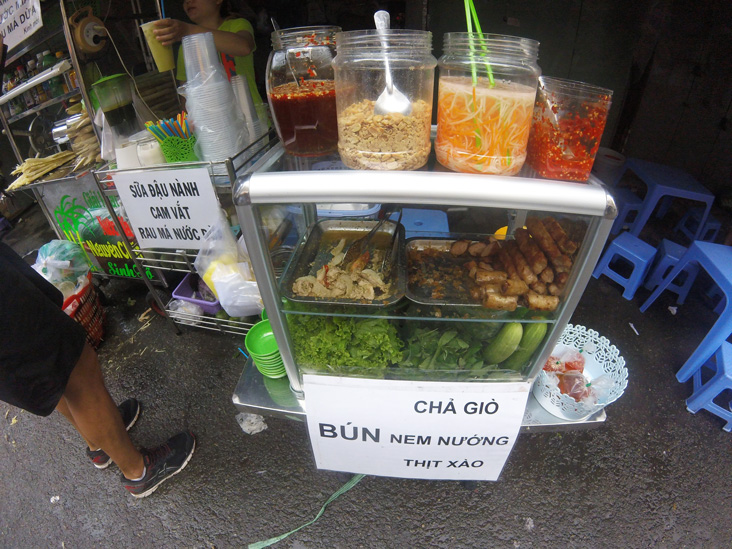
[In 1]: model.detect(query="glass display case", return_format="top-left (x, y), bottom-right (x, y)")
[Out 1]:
top-left (232, 142), bottom-right (616, 428)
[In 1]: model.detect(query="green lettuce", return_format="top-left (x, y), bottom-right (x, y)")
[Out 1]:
top-left (288, 315), bottom-right (403, 378)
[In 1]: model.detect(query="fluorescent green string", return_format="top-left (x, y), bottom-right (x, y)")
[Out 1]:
top-left (464, 0), bottom-right (482, 148)
top-left (464, 0), bottom-right (477, 87)
top-left (248, 474), bottom-right (366, 549)
top-left (468, 0), bottom-right (495, 87)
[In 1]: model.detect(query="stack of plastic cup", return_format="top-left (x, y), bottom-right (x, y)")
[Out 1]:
top-left (244, 319), bottom-right (286, 379)
top-left (182, 33), bottom-right (248, 161)
top-left (231, 74), bottom-right (266, 144)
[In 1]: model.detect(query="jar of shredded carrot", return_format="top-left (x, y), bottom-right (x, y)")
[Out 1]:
top-left (435, 33), bottom-right (540, 176)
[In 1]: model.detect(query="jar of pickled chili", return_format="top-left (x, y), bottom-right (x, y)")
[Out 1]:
top-left (267, 26), bottom-right (341, 157)
top-left (435, 34), bottom-right (541, 175)
top-left (526, 76), bottom-right (613, 182)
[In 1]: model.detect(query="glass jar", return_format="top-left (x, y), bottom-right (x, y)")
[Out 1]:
top-left (526, 76), bottom-right (612, 182)
top-left (333, 30), bottom-right (436, 171)
top-left (435, 33), bottom-right (541, 175)
top-left (266, 26), bottom-right (340, 157)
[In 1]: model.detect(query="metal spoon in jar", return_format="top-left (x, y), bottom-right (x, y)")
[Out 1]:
top-left (373, 10), bottom-right (412, 116)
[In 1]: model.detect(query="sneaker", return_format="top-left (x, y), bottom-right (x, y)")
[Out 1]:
top-left (86, 398), bottom-right (141, 469)
top-left (122, 431), bottom-right (196, 498)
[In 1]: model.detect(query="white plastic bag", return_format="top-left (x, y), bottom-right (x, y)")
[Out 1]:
top-left (211, 262), bottom-right (263, 317)
top-left (194, 210), bottom-right (241, 298)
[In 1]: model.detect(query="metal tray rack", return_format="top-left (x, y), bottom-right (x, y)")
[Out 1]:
top-left (91, 129), bottom-right (278, 335)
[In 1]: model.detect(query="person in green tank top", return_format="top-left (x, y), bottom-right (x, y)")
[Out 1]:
top-left (153, 0), bottom-right (263, 107)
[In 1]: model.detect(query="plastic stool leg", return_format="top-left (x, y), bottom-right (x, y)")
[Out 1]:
top-left (640, 256), bottom-right (694, 313)
top-left (676, 302), bottom-right (732, 383)
top-left (673, 263), bottom-right (700, 305)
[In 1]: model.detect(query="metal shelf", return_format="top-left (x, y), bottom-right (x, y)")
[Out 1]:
top-left (6, 89), bottom-right (81, 124)
top-left (167, 305), bottom-right (257, 336)
top-left (232, 360), bottom-right (607, 429)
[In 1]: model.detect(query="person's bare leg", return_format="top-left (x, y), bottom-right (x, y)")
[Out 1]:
top-left (61, 342), bottom-right (144, 479)
top-left (55, 397), bottom-right (95, 450)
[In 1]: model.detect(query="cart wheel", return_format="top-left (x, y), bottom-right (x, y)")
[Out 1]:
top-left (146, 289), bottom-right (169, 317)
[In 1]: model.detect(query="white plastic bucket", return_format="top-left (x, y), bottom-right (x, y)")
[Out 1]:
top-left (592, 147), bottom-right (626, 186)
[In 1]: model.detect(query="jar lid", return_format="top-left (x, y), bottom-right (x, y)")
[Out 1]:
top-left (271, 25), bottom-right (341, 49)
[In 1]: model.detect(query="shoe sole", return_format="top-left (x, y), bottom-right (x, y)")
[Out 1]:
top-left (130, 437), bottom-right (196, 499)
top-left (91, 402), bottom-right (142, 470)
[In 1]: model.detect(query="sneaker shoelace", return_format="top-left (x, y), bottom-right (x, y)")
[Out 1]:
top-left (144, 443), bottom-right (172, 468)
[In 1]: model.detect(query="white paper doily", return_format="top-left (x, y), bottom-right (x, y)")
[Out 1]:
top-left (532, 324), bottom-right (628, 421)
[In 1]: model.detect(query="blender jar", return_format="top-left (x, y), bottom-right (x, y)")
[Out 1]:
top-left (435, 34), bottom-right (540, 175)
top-left (266, 26), bottom-right (340, 157)
top-left (526, 76), bottom-right (613, 182)
top-left (333, 30), bottom-right (436, 171)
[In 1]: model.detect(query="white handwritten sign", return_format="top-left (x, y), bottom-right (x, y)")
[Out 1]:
top-left (304, 376), bottom-right (530, 481)
top-left (1, 0), bottom-right (42, 51)
top-left (113, 167), bottom-right (221, 250)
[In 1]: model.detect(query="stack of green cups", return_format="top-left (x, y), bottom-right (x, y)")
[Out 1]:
top-left (245, 319), bottom-right (286, 379)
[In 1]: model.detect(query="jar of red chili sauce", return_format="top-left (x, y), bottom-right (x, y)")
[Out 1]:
top-left (526, 76), bottom-right (612, 182)
top-left (267, 26), bottom-right (341, 156)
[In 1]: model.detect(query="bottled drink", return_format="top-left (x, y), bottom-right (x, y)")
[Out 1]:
top-left (41, 50), bottom-right (64, 98)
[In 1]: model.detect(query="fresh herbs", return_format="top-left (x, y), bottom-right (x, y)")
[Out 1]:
top-left (288, 315), bottom-right (403, 378)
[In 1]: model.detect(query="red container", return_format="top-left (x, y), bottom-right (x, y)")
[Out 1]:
top-left (527, 77), bottom-right (612, 182)
top-left (62, 272), bottom-right (105, 349)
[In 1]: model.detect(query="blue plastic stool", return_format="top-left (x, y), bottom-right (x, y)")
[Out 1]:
top-left (674, 206), bottom-right (721, 243)
top-left (641, 241), bottom-right (732, 383)
top-left (610, 187), bottom-right (642, 235)
top-left (705, 284), bottom-right (726, 315)
top-left (686, 341), bottom-right (732, 432)
top-left (389, 208), bottom-right (449, 240)
top-left (592, 232), bottom-right (656, 300)
top-left (643, 239), bottom-right (699, 305)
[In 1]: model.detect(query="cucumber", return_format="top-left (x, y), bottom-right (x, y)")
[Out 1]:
top-left (502, 322), bottom-right (548, 371)
top-left (482, 322), bottom-right (523, 364)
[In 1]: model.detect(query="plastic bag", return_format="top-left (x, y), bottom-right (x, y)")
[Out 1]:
top-left (543, 347), bottom-right (586, 373)
top-left (235, 412), bottom-right (267, 435)
top-left (193, 210), bottom-right (241, 298)
top-left (211, 262), bottom-right (263, 317)
top-left (33, 240), bottom-right (91, 285)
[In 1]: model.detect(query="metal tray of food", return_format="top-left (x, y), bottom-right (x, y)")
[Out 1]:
top-left (406, 238), bottom-right (483, 307)
top-left (280, 218), bottom-right (406, 307)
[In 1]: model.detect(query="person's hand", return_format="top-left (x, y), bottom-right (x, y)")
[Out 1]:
top-left (153, 19), bottom-right (191, 46)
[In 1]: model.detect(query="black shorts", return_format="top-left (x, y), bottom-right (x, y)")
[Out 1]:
top-left (0, 242), bottom-right (87, 416)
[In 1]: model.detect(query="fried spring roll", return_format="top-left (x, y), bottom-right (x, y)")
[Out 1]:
top-left (539, 266), bottom-right (555, 284)
top-left (508, 245), bottom-right (538, 285)
top-left (502, 278), bottom-right (529, 296)
top-left (526, 217), bottom-right (573, 271)
top-left (468, 241), bottom-right (487, 256)
top-left (475, 269), bottom-right (507, 284)
top-left (450, 240), bottom-right (470, 256)
top-left (530, 281), bottom-right (548, 295)
top-left (483, 293), bottom-right (518, 311)
top-left (527, 290), bottom-right (560, 311)
top-left (470, 283), bottom-right (504, 301)
top-left (515, 228), bottom-right (548, 274)
top-left (481, 236), bottom-right (500, 257)
top-left (543, 216), bottom-right (578, 255)
top-left (498, 248), bottom-right (521, 281)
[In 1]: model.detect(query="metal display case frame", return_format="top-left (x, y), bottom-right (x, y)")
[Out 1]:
top-left (231, 142), bottom-right (618, 430)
